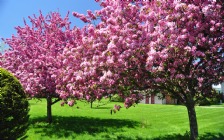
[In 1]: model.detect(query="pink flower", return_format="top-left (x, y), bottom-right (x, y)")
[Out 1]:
top-left (176, 74), bottom-right (185, 79)
top-left (76, 75), bottom-right (82, 81)
top-left (68, 100), bottom-right (75, 107)
top-left (60, 102), bottom-right (65, 106)
top-left (100, 75), bottom-right (106, 82)
top-left (87, 10), bottom-right (96, 20)
top-left (114, 104), bottom-right (121, 111)
top-left (197, 77), bottom-right (203, 83)
top-left (86, 95), bottom-right (91, 101)
top-left (106, 70), bottom-right (113, 77)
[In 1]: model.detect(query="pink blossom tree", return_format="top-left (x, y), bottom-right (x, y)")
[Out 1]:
top-left (64, 0), bottom-right (223, 139)
top-left (54, 26), bottom-right (110, 108)
top-left (56, 9), bottom-right (145, 109)
top-left (1, 11), bottom-right (73, 123)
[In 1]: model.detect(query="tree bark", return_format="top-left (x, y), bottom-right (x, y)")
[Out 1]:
top-left (90, 100), bottom-right (93, 108)
top-left (186, 104), bottom-right (198, 140)
top-left (47, 96), bottom-right (52, 124)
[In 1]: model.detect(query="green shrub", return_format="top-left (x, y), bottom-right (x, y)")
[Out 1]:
top-left (197, 98), bottom-right (212, 106)
top-left (0, 68), bottom-right (29, 139)
top-left (197, 93), bottom-right (221, 106)
top-left (110, 94), bottom-right (124, 102)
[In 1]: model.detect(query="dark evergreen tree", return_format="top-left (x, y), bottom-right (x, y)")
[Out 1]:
top-left (0, 68), bottom-right (29, 139)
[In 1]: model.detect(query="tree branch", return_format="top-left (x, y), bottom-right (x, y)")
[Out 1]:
top-left (51, 98), bottom-right (61, 105)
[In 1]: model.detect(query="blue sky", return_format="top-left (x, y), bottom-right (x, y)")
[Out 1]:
top-left (0, 0), bottom-right (101, 39)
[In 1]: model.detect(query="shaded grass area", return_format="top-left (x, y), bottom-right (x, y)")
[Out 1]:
top-left (25, 99), bottom-right (224, 140)
top-left (29, 116), bottom-right (139, 139)
top-left (110, 132), bottom-right (224, 140)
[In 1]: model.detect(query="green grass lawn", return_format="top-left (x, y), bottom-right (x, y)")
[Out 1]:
top-left (24, 99), bottom-right (224, 140)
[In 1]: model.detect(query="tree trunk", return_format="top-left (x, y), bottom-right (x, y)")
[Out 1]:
top-left (186, 104), bottom-right (198, 140)
top-left (90, 100), bottom-right (93, 108)
top-left (47, 96), bottom-right (52, 124)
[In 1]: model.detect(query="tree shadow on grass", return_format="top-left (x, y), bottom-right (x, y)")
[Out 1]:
top-left (198, 133), bottom-right (224, 140)
top-left (92, 106), bottom-right (112, 109)
top-left (116, 132), bottom-right (224, 140)
top-left (29, 116), bottom-right (224, 140)
top-left (150, 133), bottom-right (224, 140)
top-left (29, 116), bottom-right (139, 138)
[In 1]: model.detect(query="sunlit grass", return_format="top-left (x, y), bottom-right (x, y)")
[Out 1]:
top-left (25, 99), bottom-right (224, 140)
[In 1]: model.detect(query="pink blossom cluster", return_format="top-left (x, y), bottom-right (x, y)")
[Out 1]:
top-left (124, 94), bottom-right (144, 108)
top-left (114, 104), bottom-right (121, 111)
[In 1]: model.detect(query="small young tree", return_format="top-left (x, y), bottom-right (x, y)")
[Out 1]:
top-left (1, 11), bottom-right (73, 123)
top-left (0, 68), bottom-right (29, 139)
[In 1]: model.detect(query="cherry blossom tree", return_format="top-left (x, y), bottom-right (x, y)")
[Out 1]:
top-left (57, 27), bottom-right (127, 108)
top-left (56, 1), bottom-right (147, 109)
top-left (65, 0), bottom-right (223, 139)
top-left (1, 11), bottom-right (73, 123)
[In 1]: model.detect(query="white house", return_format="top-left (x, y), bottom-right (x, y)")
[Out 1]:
top-left (140, 93), bottom-right (177, 104)
top-left (213, 84), bottom-right (223, 93)
top-left (141, 83), bottom-right (224, 105)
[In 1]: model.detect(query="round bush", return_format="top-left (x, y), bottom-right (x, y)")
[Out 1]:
top-left (0, 68), bottom-right (29, 139)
